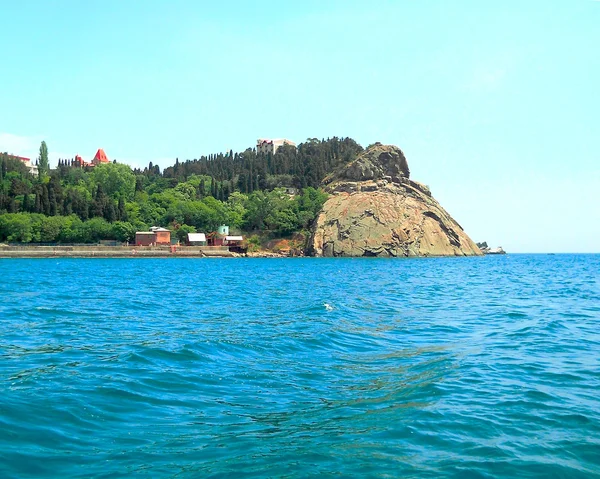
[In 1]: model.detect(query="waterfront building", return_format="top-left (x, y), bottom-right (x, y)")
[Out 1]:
top-left (135, 227), bottom-right (171, 246)
top-left (187, 233), bottom-right (207, 246)
top-left (206, 225), bottom-right (244, 250)
top-left (150, 227), bottom-right (171, 245)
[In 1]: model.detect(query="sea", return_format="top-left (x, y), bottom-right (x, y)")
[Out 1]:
top-left (1, 255), bottom-right (599, 478)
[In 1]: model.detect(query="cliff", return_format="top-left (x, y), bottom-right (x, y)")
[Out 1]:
top-left (310, 143), bottom-right (482, 257)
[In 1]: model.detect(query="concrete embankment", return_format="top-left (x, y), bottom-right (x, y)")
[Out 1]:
top-left (0, 245), bottom-right (235, 258)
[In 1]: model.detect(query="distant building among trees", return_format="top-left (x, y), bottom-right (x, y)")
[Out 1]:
top-left (69, 149), bottom-right (111, 168)
top-left (1, 154), bottom-right (38, 175)
top-left (256, 138), bottom-right (296, 155)
top-left (92, 149), bottom-right (110, 166)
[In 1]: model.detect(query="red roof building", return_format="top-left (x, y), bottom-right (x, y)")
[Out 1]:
top-left (92, 149), bottom-right (110, 166)
top-left (71, 150), bottom-right (109, 168)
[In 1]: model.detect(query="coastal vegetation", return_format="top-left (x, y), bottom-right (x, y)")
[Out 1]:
top-left (0, 137), bottom-right (361, 244)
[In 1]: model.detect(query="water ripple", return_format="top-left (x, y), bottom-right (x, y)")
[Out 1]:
top-left (0, 255), bottom-right (599, 478)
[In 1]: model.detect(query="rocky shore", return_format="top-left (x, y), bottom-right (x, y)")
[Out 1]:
top-left (310, 143), bottom-right (482, 257)
top-left (476, 242), bottom-right (507, 255)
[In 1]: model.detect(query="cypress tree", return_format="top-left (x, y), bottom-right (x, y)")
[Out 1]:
top-left (135, 176), bottom-right (144, 192)
top-left (41, 185), bottom-right (50, 215)
top-left (92, 185), bottom-right (105, 217)
top-left (223, 183), bottom-right (230, 202)
top-left (34, 193), bottom-right (41, 213)
top-left (104, 201), bottom-right (117, 222)
top-left (118, 197), bottom-right (126, 221)
top-left (63, 197), bottom-right (72, 216)
top-left (79, 198), bottom-right (89, 220)
top-left (38, 141), bottom-right (49, 177)
top-left (48, 182), bottom-right (57, 216)
top-left (22, 194), bottom-right (30, 212)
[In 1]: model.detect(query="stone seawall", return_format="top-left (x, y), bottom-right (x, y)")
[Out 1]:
top-left (0, 245), bottom-right (235, 258)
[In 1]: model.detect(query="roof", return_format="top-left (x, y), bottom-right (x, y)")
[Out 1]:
top-left (93, 149), bottom-right (110, 163)
top-left (150, 226), bottom-right (170, 232)
top-left (225, 235), bottom-right (244, 241)
top-left (136, 231), bottom-right (155, 235)
top-left (188, 233), bottom-right (206, 242)
top-left (3, 154), bottom-right (31, 162)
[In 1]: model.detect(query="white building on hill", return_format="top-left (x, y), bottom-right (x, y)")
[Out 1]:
top-left (4, 154), bottom-right (39, 175)
top-left (256, 138), bottom-right (296, 155)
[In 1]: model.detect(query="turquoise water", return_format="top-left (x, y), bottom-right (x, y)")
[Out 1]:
top-left (1, 255), bottom-right (599, 478)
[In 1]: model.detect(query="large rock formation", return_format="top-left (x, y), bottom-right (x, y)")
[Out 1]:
top-left (310, 143), bottom-right (482, 257)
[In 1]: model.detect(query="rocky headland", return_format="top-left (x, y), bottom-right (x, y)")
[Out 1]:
top-left (476, 242), bottom-right (506, 255)
top-left (309, 143), bottom-right (482, 257)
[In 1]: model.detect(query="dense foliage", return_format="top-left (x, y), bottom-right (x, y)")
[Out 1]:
top-left (0, 137), bottom-right (361, 243)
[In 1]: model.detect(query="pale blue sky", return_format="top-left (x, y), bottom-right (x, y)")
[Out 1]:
top-left (1, 0), bottom-right (598, 252)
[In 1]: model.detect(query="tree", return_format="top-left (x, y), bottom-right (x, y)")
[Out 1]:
top-left (135, 176), bottom-right (144, 192)
top-left (90, 163), bottom-right (136, 201)
top-left (0, 213), bottom-right (34, 242)
top-left (117, 197), bottom-right (127, 221)
top-left (41, 185), bottom-right (50, 216)
top-left (22, 194), bottom-right (30, 212)
top-left (111, 221), bottom-right (136, 242)
top-left (104, 201), bottom-right (117, 223)
top-left (48, 183), bottom-right (57, 216)
top-left (174, 182), bottom-right (196, 201)
top-left (210, 178), bottom-right (217, 198)
top-left (38, 141), bottom-right (49, 177)
top-left (92, 184), bottom-right (106, 217)
top-left (175, 224), bottom-right (196, 244)
top-left (34, 193), bottom-right (41, 213)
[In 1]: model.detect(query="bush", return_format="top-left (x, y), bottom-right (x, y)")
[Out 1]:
top-left (174, 224), bottom-right (196, 244)
top-left (0, 213), bottom-right (34, 243)
top-left (112, 222), bottom-right (136, 242)
top-left (247, 234), bottom-right (261, 252)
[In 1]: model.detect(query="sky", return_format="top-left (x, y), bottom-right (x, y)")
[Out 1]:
top-left (0, 0), bottom-right (598, 252)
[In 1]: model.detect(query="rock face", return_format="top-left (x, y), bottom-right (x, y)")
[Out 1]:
top-left (477, 242), bottom-right (506, 255)
top-left (310, 143), bottom-right (482, 257)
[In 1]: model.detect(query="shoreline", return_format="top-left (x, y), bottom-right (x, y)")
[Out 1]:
top-left (0, 245), bottom-right (494, 258)
top-left (0, 245), bottom-right (233, 258)
top-left (0, 245), bottom-right (300, 258)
